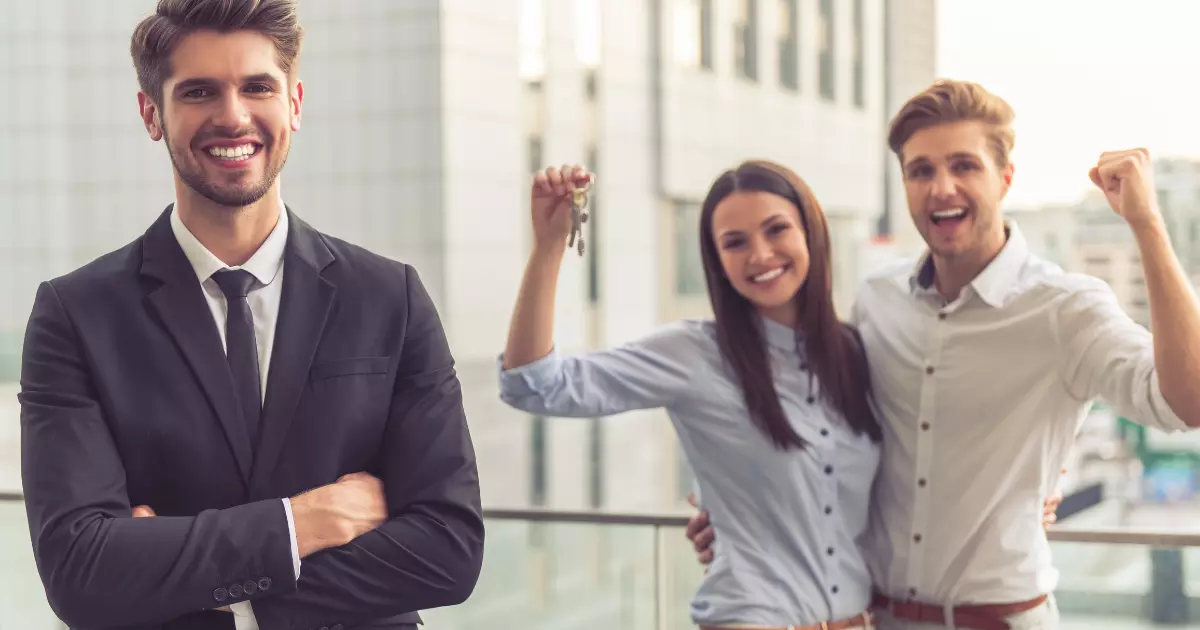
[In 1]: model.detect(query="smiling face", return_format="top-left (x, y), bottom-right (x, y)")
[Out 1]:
top-left (138, 29), bottom-right (302, 209)
top-left (901, 120), bottom-right (1013, 260)
top-left (710, 190), bottom-right (811, 325)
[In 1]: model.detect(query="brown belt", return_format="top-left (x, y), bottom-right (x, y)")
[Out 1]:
top-left (700, 609), bottom-right (873, 630)
top-left (871, 592), bottom-right (1048, 630)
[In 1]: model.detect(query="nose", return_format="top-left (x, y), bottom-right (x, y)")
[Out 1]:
top-left (747, 235), bottom-right (773, 265)
top-left (931, 169), bottom-right (956, 199)
top-left (211, 91), bottom-right (252, 130)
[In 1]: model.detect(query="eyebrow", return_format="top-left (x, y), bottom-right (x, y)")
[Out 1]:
top-left (904, 152), bottom-right (981, 169)
top-left (718, 213), bottom-right (788, 238)
top-left (173, 73), bottom-right (284, 95)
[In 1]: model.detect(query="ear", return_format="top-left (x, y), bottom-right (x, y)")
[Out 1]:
top-left (138, 92), bottom-right (163, 141)
top-left (289, 79), bottom-right (304, 132)
top-left (999, 161), bottom-right (1015, 198)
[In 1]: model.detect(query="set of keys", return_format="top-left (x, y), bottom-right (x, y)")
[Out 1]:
top-left (567, 180), bottom-right (591, 256)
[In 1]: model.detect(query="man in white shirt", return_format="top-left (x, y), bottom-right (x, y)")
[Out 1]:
top-left (686, 80), bottom-right (1200, 629)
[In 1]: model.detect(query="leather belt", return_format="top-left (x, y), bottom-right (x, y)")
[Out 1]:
top-left (700, 609), bottom-right (873, 630)
top-left (871, 592), bottom-right (1048, 630)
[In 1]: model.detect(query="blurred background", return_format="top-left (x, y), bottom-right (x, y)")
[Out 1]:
top-left (3, 0), bottom-right (1200, 628)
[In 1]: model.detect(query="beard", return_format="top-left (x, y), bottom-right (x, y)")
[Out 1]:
top-left (161, 121), bottom-right (289, 209)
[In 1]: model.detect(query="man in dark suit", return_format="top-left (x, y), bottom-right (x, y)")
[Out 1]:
top-left (18, 1), bottom-right (484, 628)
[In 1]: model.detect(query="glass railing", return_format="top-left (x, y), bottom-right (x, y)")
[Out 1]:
top-left (4, 498), bottom-right (1200, 629)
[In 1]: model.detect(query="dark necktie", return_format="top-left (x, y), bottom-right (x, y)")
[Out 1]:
top-left (212, 269), bottom-right (262, 446)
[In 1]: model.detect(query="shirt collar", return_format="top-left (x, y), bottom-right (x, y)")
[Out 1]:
top-left (908, 220), bottom-right (1030, 308)
top-left (169, 202), bottom-right (289, 288)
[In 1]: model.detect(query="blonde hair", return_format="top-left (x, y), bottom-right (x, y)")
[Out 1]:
top-left (887, 79), bottom-right (1015, 167)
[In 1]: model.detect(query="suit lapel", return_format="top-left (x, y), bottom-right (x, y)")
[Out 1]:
top-left (141, 207), bottom-right (253, 485)
top-left (251, 211), bottom-right (336, 489)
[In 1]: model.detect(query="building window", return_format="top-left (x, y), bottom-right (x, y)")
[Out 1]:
top-left (734, 0), bottom-right (758, 80)
top-left (777, 0), bottom-right (798, 91)
top-left (530, 415), bottom-right (547, 506)
top-left (675, 0), bottom-right (713, 70)
top-left (588, 418), bottom-right (603, 507)
top-left (528, 135), bottom-right (544, 175)
top-left (852, 0), bottom-right (864, 107)
top-left (519, 0), bottom-right (546, 82)
top-left (586, 145), bottom-right (600, 304)
top-left (576, 0), bottom-right (601, 70)
top-left (818, 0), bottom-right (835, 100)
top-left (674, 201), bottom-right (707, 296)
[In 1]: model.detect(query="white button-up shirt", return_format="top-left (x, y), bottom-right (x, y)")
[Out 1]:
top-left (852, 222), bottom-right (1187, 606)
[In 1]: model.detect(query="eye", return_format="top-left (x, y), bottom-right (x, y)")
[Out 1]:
top-left (245, 84), bottom-right (276, 95)
top-left (766, 222), bottom-right (790, 236)
top-left (906, 164), bottom-right (933, 179)
top-left (952, 161), bottom-right (979, 173)
top-left (183, 88), bottom-right (213, 99)
top-left (720, 235), bottom-right (746, 250)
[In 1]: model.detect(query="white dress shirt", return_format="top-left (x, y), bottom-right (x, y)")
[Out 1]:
top-left (169, 204), bottom-right (302, 629)
top-left (852, 222), bottom-right (1188, 607)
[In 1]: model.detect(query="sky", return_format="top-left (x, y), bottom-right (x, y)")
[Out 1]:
top-left (936, 0), bottom-right (1200, 208)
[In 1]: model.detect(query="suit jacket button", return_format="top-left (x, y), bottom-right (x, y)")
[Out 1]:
top-left (229, 583), bottom-right (244, 598)
top-left (213, 587), bottom-right (229, 602)
top-left (258, 577), bottom-right (272, 591)
top-left (243, 580), bottom-right (258, 595)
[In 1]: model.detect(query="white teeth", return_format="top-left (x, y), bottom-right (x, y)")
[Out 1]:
top-left (206, 144), bottom-right (257, 160)
top-left (932, 208), bottom-right (967, 219)
top-left (753, 268), bottom-right (785, 283)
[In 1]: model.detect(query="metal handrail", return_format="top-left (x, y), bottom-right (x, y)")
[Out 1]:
top-left (483, 506), bottom-right (1200, 547)
top-left (3, 492), bottom-right (1198, 547)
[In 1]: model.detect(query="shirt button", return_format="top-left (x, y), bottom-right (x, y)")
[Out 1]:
top-left (827, 547), bottom-right (835, 556)
top-left (921, 422), bottom-right (931, 431)
top-left (824, 465), bottom-right (834, 475)
top-left (914, 534), bottom-right (923, 543)
top-left (807, 396), bottom-right (816, 404)
top-left (824, 506), bottom-right (833, 515)
top-left (938, 312), bottom-right (947, 320)
top-left (918, 478), bottom-right (927, 487)
top-left (925, 366), bottom-right (935, 375)
top-left (832, 585), bottom-right (839, 594)
top-left (801, 362), bottom-right (809, 371)
top-left (909, 588), bottom-right (918, 598)
top-left (820, 428), bottom-right (829, 437)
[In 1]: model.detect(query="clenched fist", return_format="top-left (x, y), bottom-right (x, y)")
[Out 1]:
top-left (530, 164), bottom-right (594, 253)
top-left (1089, 149), bottom-right (1161, 228)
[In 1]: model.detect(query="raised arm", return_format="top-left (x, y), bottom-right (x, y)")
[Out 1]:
top-left (499, 164), bottom-right (697, 419)
top-left (1070, 148), bottom-right (1200, 428)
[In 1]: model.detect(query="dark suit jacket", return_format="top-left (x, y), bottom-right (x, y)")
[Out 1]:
top-left (19, 207), bottom-right (485, 629)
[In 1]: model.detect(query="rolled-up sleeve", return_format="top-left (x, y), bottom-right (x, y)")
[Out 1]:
top-left (498, 321), bottom-right (701, 418)
top-left (1055, 279), bottom-right (1188, 433)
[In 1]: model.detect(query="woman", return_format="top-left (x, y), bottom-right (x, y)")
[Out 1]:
top-left (498, 160), bottom-right (881, 630)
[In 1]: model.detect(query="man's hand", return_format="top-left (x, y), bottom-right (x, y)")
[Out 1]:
top-left (132, 506), bottom-right (233, 613)
top-left (289, 472), bottom-right (388, 559)
top-left (685, 494), bottom-right (714, 566)
top-left (1042, 466), bottom-right (1068, 530)
top-left (1090, 149), bottom-right (1161, 228)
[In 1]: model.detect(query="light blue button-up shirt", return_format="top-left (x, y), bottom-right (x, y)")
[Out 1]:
top-left (498, 317), bottom-right (881, 627)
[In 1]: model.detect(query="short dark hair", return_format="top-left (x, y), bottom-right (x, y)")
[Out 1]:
top-left (130, 0), bottom-right (304, 104)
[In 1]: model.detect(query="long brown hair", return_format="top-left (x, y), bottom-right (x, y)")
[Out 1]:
top-left (698, 160), bottom-right (881, 449)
